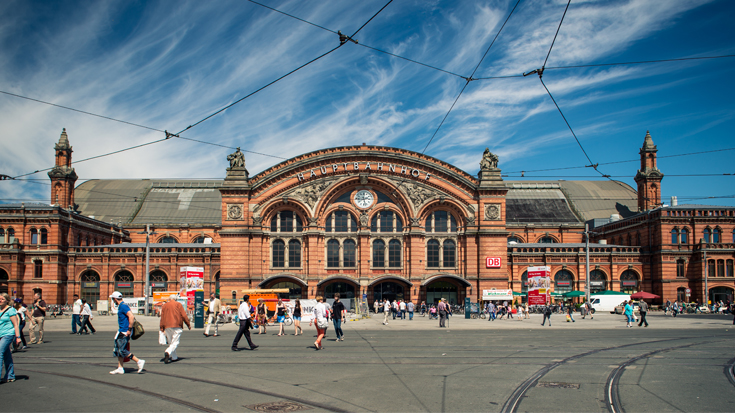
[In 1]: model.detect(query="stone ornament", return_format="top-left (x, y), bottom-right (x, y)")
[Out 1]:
top-left (359, 211), bottom-right (369, 227)
top-left (405, 183), bottom-right (436, 208)
top-left (409, 217), bottom-right (421, 227)
top-left (252, 216), bottom-right (263, 225)
top-left (227, 204), bottom-right (244, 220)
top-left (484, 204), bottom-right (501, 221)
top-left (480, 148), bottom-right (499, 170)
top-left (227, 148), bottom-right (246, 169)
top-left (293, 180), bottom-right (331, 209)
top-left (307, 217), bottom-right (319, 226)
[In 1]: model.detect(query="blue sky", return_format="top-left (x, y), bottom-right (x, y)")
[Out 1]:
top-left (1, 0), bottom-right (733, 207)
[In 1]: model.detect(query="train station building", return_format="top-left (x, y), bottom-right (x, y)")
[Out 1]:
top-left (0, 129), bottom-right (733, 306)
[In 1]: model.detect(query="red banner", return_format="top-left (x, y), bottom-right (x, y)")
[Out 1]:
top-left (527, 266), bottom-right (550, 305)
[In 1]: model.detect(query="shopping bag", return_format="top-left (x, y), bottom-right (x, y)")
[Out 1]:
top-left (566, 314), bottom-right (571, 322)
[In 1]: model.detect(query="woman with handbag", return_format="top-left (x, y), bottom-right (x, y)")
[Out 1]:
top-left (0, 293), bottom-right (22, 382)
top-left (276, 298), bottom-right (287, 336)
top-left (256, 299), bottom-right (268, 335)
top-left (292, 299), bottom-right (303, 336)
top-left (309, 296), bottom-right (328, 350)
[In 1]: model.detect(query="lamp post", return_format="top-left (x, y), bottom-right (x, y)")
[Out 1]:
top-left (136, 224), bottom-right (157, 316)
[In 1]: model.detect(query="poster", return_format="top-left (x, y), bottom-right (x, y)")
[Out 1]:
top-left (181, 266), bottom-right (204, 308)
top-left (482, 289), bottom-right (513, 301)
top-left (527, 266), bottom-right (551, 305)
top-left (110, 297), bottom-right (145, 314)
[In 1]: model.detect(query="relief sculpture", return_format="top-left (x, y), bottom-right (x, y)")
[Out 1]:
top-left (293, 180), bottom-right (331, 209)
top-left (405, 183), bottom-right (436, 209)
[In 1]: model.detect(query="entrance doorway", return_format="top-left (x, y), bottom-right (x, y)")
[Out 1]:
top-left (426, 281), bottom-right (457, 305)
top-left (709, 286), bottom-right (733, 304)
top-left (373, 281), bottom-right (405, 303)
top-left (324, 282), bottom-right (355, 299)
top-left (80, 271), bottom-right (100, 310)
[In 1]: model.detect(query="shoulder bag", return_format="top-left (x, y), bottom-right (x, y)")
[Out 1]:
top-left (132, 319), bottom-right (145, 340)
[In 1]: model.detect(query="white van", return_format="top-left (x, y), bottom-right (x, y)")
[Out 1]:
top-left (588, 294), bottom-right (631, 313)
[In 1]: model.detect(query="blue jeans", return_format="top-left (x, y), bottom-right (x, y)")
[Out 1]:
top-left (409, 311), bottom-right (414, 320)
top-left (72, 314), bottom-right (80, 333)
top-left (1, 335), bottom-right (15, 380)
top-left (332, 319), bottom-right (344, 339)
top-left (113, 333), bottom-right (131, 359)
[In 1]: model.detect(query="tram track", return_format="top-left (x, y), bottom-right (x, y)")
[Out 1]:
top-left (499, 337), bottom-right (712, 413)
top-left (725, 357), bottom-right (735, 387)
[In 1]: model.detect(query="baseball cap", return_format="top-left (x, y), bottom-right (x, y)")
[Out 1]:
top-left (109, 291), bottom-right (123, 299)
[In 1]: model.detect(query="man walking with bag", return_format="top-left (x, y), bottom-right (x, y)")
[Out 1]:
top-left (160, 295), bottom-right (191, 364)
top-left (29, 292), bottom-right (47, 344)
top-left (638, 300), bottom-right (649, 327)
top-left (232, 295), bottom-right (258, 351)
top-left (71, 294), bottom-right (82, 334)
top-left (109, 292), bottom-right (145, 374)
top-left (438, 298), bottom-right (448, 328)
top-left (204, 293), bottom-right (221, 337)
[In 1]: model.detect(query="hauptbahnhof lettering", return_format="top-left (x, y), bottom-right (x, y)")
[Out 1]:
top-left (0, 130), bottom-right (733, 306)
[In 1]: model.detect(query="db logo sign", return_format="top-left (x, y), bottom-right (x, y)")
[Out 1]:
top-left (486, 257), bottom-right (502, 268)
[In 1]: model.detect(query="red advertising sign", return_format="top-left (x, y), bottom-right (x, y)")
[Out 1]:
top-left (486, 257), bottom-right (502, 268)
top-left (527, 266), bottom-right (551, 305)
top-left (181, 266), bottom-right (204, 308)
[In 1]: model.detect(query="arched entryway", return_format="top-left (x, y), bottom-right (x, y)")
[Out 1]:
top-left (677, 287), bottom-right (686, 303)
top-left (421, 275), bottom-right (471, 306)
top-left (114, 270), bottom-right (135, 297)
top-left (620, 270), bottom-right (639, 294)
top-left (149, 270), bottom-right (168, 293)
top-left (80, 270), bottom-right (100, 310)
top-left (709, 286), bottom-right (733, 304)
top-left (589, 269), bottom-right (607, 294)
top-left (554, 270), bottom-right (574, 294)
top-left (369, 276), bottom-right (412, 305)
top-left (261, 275), bottom-right (307, 299)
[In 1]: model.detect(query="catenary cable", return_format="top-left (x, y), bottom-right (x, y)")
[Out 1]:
top-left (545, 54), bottom-right (735, 70)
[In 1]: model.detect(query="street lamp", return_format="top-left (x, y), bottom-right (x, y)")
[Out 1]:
top-left (136, 224), bottom-right (157, 316)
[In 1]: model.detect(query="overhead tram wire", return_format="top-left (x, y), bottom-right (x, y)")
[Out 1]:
top-left (545, 54), bottom-right (735, 70)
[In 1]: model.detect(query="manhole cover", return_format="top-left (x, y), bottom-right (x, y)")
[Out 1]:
top-left (537, 382), bottom-right (580, 389)
top-left (244, 401), bottom-right (312, 412)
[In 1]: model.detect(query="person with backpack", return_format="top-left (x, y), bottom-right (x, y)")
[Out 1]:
top-left (109, 291), bottom-right (145, 374)
top-left (331, 294), bottom-right (346, 341)
top-left (541, 304), bottom-right (552, 326)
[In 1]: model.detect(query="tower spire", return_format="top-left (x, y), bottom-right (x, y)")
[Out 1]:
top-left (48, 128), bottom-right (78, 208)
top-left (634, 130), bottom-right (663, 211)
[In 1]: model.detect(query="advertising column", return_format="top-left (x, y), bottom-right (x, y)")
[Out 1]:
top-left (527, 266), bottom-right (551, 306)
top-left (180, 266), bottom-right (204, 309)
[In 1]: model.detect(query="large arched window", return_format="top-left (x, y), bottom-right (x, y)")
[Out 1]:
top-left (327, 240), bottom-right (340, 268)
top-left (371, 211), bottom-right (403, 232)
top-left (326, 211), bottom-right (357, 233)
top-left (676, 259), bottom-right (686, 278)
top-left (554, 270), bottom-right (574, 293)
top-left (191, 236), bottom-right (206, 243)
top-left (288, 240), bottom-right (301, 268)
top-left (270, 211), bottom-right (303, 232)
top-left (443, 240), bottom-right (456, 268)
top-left (508, 236), bottom-right (522, 244)
top-left (680, 228), bottom-right (688, 244)
top-left (372, 240), bottom-right (385, 268)
top-left (343, 240), bottom-right (356, 267)
top-left (115, 271), bottom-right (135, 297)
top-left (539, 236), bottom-right (556, 243)
top-left (589, 269), bottom-right (606, 293)
top-left (425, 211), bottom-right (457, 233)
top-left (388, 240), bottom-right (401, 268)
top-left (427, 240), bottom-right (440, 267)
top-left (671, 229), bottom-right (678, 244)
top-left (272, 240), bottom-right (285, 268)
top-left (620, 270), bottom-right (639, 294)
top-left (159, 236), bottom-right (178, 243)
top-left (80, 271), bottom-right (100, 309)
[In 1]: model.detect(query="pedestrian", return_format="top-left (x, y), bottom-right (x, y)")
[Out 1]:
top-left (566, 303), bottom-right (575, 322)
top-left (624, 300), bottom-right (634, 327)
top-left (407, 300), bottom-right (415, 320)
top-left (232, 295), bottom-right (258, 351)
top-left (292, 299), bottom-right (303, 335)
top-left (373, 299), bottom-right (379, 314)
top-left (11, 299), bottom-right (27, 351)
top-left (664, 299), bottom-right (671, 315)
top-left (517, 304), bottom-right (524, 321)
top-left (160, 295), bottom-right (191, 364)
top-left (310, 296), bottom-right (328, 350)
top-left (108, 291), bottom-right (145, 374)
top-left (438, 298), bottom-right (448, 328)
top-left (331, 293), bottom-right (346, 341)
top-left (204, 293), bottom-right (221, 337)
top-left (0, 293), bottom-right (22, 383)
top-left (383, 299), bottom-right (390, 325)
top-left (78, 299), bottom-right (96, 334)
top-left (71, 294), bottom-right (82, 334)
top-left (276, 298), bottom-right (287, 336)
top-left (420, 301), bottom-right (427, 315)
top-left (541, 304), bottom-right (552, 326)
top-left (524, 303), bottom-right (530, 319)
top-left (392, 300), bottom-right (398, 320)
top-left (638, 299), bottom-right (649, 327)
top-left (256, 299), bottom-right (268, 334)
top-left (29, 292), bottom-right (47, 345)
top-left (672, 300), bottom-right (679, 317)
top-left (400, 300), bottom-right (406, 319)
top-left (487, 302), bottom-right (495, 321)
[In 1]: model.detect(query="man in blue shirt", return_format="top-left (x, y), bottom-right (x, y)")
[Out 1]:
top-left (109, 292), bottom-right (145, 374)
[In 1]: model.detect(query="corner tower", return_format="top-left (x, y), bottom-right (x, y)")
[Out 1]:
top-left (48, 128), bottom-right (78, 208)
top-left (634, 130), bottom-right (663, 211)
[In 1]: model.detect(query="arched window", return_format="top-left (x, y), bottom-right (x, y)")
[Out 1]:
top-left (372, 240), bottom-right (385, 268)
top-left (676, 259), bottom-right (686, 278)
top-left (508, 236), bottom-right (522, 244)
top-left (732, 229), bottom-right (735, 243)
top-left (150, 270), bottom-right (168, 292)
top-left (159, 236), bottom-right (177, 243)
top-left (443, 240), bottom-right (456, 268)
top-left (703, 228), bottom-right (711, 243)
top-left (327, 240), bottom-right (340, 268)
top-left (115, 271), bottom-right (134, 297)
top-left (325, 282), bottom-right (356, 299)
top-left (270, 211), bottom-right (303, 232)
top-left (671, 229), bottom-right (678, 244)
top-left (620, 270), bottom-right (639, 293)
top-left (677, 287), bottom-right (686, 303)
top-left (343, 240), bottom-right (356, 267)
top-left (713, 228), bottom-right (721, 243)
top-left (388, 240), bottom-right (401, 268)
top-left (272, 240), bottom-right (285, 268)
top-left (717, 260), bottom-right (725, 277)
top-left (427, 240), bottom-right (440, 267)
top-left (539, 236), bottom-right (556, 244)
top-left (39, 228), bottom-right (48, 245)
top-left (288, 240), bottom-right (301, 268)
top-left (425, 211), bottom-right (457, 233)
top-left (680, 228), bottom-right (688, 244)
top-left (589, 270), bottom-right (606, 293)
top-left (191, 236), bottom-right (206, 243)
top-left (326, 211), bottom-right (357, 233)
top-left (80, 271), bottom-right (100, 309)
top-left (31, 228), bottom-right (38, 244)
top-left (271, 281), bottom-right (303, 299)
top-left (371, 211), bottom-right (403, 232)
top-left (554, 270), bottom-right (574, 293)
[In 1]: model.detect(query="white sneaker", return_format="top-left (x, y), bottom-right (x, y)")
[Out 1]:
top-left (137, 359), bottom-right (146, 373)
top-left (110, 367), bottom-right (125, 375)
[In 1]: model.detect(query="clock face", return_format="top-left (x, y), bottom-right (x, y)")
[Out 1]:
top-left (354, 190), bottom-right (374, 209)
